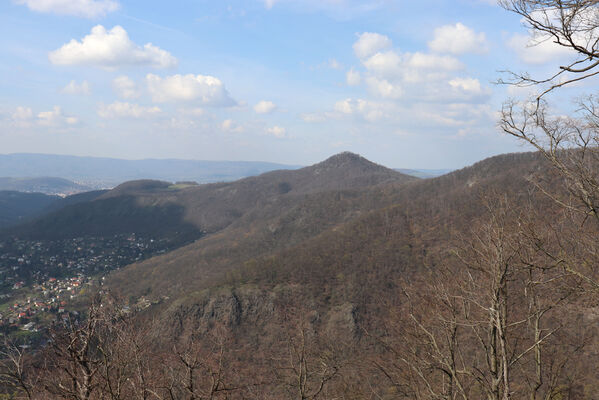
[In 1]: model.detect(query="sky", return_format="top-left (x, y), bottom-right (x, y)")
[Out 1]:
top-left (0, 0), bottom-right (585, 169)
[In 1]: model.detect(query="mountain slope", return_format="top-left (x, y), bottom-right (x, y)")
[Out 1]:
top-left (0, 191), bottom-right (60, 229)
top-left (104, 152), bottom-right (552, 311)
top-left (2, 152), bottom-right (415, 244)
top-left (105, 152), bottom-right (545, 304)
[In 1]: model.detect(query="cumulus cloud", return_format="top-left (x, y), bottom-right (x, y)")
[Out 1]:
top-left (346, 68), bottom-right (361, 86)
top-left (361, 51), bottom-right (401, 78)
top-left (448, 77), bottom-right (484, 94)
top-left (360, 50), bottom-right (462, 82)
top-left (407, 53), bottom-right (464, 71)
top-left (428, 23), bottom-right (488, 55)
top-left (112, 75), bottom-right (140, 99)
top-left (254, 100), bottom-right (277, 114)
top-left (62, 80), bottom-right (91, 95)
top-left (12, 106), bottom-right (34, 121)
top-left (221, 119), bottom-right (244, 133)
top-left (359, 50), bottom-right (465, 99)
top-left (49, 25), bottom-right (177, 69)
top-left (507, 33), bottom-right (574, 64)
top-left (14, 0), bottom-right (119, 18)
top-left (353, 32), bottom-right (392, 59)
top-left (146, 73), bottom-right (235, 106)
top-left (334, 98), bottom-right (385, 121)
top-left (9, 106), bottom-right (34, 128)
top-left (348, 31), bottom-right (492, 104)
top-left (266, 125), bottom-right (287, 138)
top-left (97, 101), bottom-right (161, 118)
top-left (364, 76), bottom-right (403, 99)
top-left (37, 106), bottom-right (78, 126)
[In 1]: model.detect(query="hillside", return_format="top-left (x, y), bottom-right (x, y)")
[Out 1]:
top-left (2, 152), bottom-right (414, 243)
top-left (95, 149), bottom-right (599, 399)
top-left (0, 191), bottom-right (60, 229)
top-left (105, 151), bottom-right (547, 302)
top-left (3, 150), bottom-right (597, 398)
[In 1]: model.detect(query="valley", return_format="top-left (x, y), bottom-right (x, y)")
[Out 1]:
top-left (0, 234), bottom-right (175, 335)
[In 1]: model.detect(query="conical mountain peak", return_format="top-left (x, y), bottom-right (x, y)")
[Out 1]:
top-left (314, 152), bottom-right (383, 171)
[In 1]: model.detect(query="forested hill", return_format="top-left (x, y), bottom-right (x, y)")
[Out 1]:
top-left (2, 152), bottom-right (415, 244)
top-left (105, 151), bottom-right (548, 301)
top-left (0, 191), bottom-right (60, 229)
top-left (3, 150), bottom-right (598, 398)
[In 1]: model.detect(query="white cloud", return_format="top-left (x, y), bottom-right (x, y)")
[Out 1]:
top-left (406, 52), bottom-right (463, 71)
top-left (360, 50), bottom-right (463, 84)
top-left (263, 0), bottom-right (278, 9)
top-left (9, 106), bottom-right (34, 128)
top-left (266, 125), bottom-right (287, 138)
top-left (353, 32), bottom-right (392, 59)
top-left (14, 0), bottom-right (119, 18)
top-left (349, 32), bottom-right (489, 103)
top-left (62, 80), bottom-right (91, 95)
top-left (179, 107), bottom-right (205, 116)
top-left (49, 25), bottom-right (177, 69)
top-left (300, 112), bottom-right (327, 123)
top-left (254, 100), bottom-right (277, 114)
top-left (37, 106), bottom-right (78, 126)
top-left (365, 76), bottom-right (402, 99)
top-left (112, 75), bottom-right (140, 99)
top-left (448, 77), bottom-right (484, 94)
top-left (12, 106), bottom-right (34, 121)
top-left (259, 0), bottom-right (386, 15)
top-left (221, 119), bottom-right (244, 133)
top-left (98, 101), bottom-right (161, 118)
top-left (428, 23), bottom-right (488, 55)
top-left (146, 73), bottom-right (235, 106)
top-left (507, 33), bottom-right (574, 64)
top-left (362, 51), bottom-right (402, 79)
top-left (334, 98), bottom-right (354, 114)
top-left (334, 98), bottom-right (385, 121)
top-left (346, 68), bottom-right (361, 86)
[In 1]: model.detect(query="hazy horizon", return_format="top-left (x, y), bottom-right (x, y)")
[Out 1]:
top-left (1, 0), bottom-right (585, 170)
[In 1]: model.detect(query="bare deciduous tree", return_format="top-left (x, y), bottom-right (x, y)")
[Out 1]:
top-left (271, 310), bottom-right (343, 400)
top-left (499, 0), bottom-right (599, 292)
top-left (376, 199), bottom-right (588, 399)
top-left (0, 340), bottom-right (36, 399)
top-left (498, 0), bottom-right (599, 98)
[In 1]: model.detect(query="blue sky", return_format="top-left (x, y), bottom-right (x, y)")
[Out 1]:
top-left (0, 0), bottom-right (582, 168)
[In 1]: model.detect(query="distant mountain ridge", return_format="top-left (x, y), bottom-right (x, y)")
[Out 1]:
top-left (0, 153), bottom-right (447, 190)
top-left (395, 168), bottom-right (452, 179)
top-left (0, 153), bottom-right (302, 188)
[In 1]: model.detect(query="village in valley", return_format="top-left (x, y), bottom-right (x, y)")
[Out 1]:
top-left (0, 234), bottom-right (173, 337)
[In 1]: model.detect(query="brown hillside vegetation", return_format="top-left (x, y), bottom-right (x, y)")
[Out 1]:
top-left (3, 152), bottom-right (413, 244)
top-left (4, 150), bottom-right (599, 399)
